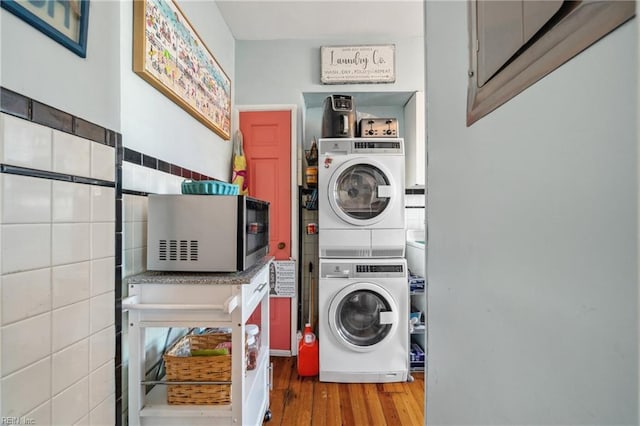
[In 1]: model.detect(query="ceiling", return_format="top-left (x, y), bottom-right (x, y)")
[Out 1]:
top-left (215, 0), bottom-right (424, 41)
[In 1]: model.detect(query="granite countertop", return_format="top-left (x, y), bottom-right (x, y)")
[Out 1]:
top-left (127, 256), bottom-right (273, 285)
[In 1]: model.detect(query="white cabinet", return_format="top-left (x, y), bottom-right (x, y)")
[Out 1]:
top-left (124, 260), bottom-right (272, 426)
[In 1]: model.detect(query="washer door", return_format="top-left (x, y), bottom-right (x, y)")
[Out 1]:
top-left (328, 282), bottom-right (398, 352)
top-left (328, 158), bottom-right (396, 226)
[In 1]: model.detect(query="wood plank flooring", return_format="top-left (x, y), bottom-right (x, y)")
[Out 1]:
top-left (268, 357), bottom-right (424, 426)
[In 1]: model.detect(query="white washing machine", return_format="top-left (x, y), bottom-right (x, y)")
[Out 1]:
top-left (319, 258), bottom-right (409, 383)
top-left (318, 138), bottom-right (406, 258)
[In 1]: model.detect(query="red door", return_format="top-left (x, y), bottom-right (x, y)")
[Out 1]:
top-left (241, 110), bottom-right (292, 352)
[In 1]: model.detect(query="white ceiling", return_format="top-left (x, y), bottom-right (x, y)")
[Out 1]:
top-left (215, 0), bottom-right (424, 41)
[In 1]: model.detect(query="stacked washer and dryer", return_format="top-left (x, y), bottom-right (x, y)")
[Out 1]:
top-left (317, 95), bottom-right (409, 383)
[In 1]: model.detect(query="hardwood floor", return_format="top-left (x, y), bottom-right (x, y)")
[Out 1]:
top-left (268, 357), bottom-right (424, 426)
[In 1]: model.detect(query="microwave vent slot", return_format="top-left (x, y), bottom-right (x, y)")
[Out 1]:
top-left (190, 240), bottom-right (198, 261)
top-left (157, 239), bottom-right (199, 262)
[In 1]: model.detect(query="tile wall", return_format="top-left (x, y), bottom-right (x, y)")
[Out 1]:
top-left (0, 88), bottom-right (219, 425)
top-left (119, 143), bottom-right (218, 424)
top-left (405, 189), bottom-right (426, 231)
top-left (0, 108), bottom-right (117, 424)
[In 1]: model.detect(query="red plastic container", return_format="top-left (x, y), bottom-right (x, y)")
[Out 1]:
top-left (297, 323), bottom-right (319, 377)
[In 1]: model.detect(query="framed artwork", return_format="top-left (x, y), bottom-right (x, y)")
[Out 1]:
top-left (1, 0), bottom-right (90, 58)
top-left (133, 0), bottom-right (232, 140)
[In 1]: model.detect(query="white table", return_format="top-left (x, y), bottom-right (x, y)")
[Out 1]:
top-left (125, 258), bottom-right (272, 425)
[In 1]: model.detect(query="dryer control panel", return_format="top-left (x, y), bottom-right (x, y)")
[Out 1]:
top-left (319, 138), bottom-right (404, 155)
top-left (321, 262), bottom-right (405, 279)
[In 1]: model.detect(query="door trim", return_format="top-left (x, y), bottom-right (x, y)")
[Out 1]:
top-left (235, 104), bottom-right (299, 355)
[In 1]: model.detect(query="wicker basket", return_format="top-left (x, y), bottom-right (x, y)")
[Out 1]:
top-left (163, 333), bottom-right (232, 405)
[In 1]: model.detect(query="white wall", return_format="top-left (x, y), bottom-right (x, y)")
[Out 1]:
top-left (425, 2), bottom-right (638, 425)
top-left (1, 1), bottom-right (121, 131)
top-left (235, 36), bottom-right (424, 106)
top-left (119, 0), bottom-right (236, 180)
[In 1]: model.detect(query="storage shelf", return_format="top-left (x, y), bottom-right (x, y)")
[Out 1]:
top-left (142, 385), bottom-right (232, 418)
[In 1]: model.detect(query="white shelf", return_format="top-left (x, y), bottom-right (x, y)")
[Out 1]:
top-left (141, 385), bottom-right (232, 418)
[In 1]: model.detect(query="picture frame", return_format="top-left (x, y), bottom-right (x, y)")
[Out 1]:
top-left (133, 0), bottom-right (232, 140)
top-left (1, 0), bottom-right (90, 58)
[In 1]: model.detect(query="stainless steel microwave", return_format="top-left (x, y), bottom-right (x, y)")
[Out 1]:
top-left (147, 194), bottom-right (270, 272)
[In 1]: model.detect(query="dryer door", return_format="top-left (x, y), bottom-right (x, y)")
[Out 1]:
top-left (328, 158), bottom-right (396, 226)
top-left (328, 282), bottom-right (399, 353)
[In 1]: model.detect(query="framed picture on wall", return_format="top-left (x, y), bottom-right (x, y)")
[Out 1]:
top-left (1, 0), bottom-right (90, 58)
top-left (133, 0), bottom-right (232, 140)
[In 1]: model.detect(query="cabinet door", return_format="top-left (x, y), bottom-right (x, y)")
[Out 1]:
top-left (476, 0), bottom-right (562, 87)
top-left (476, 0), bottom-right (523, 87)
top-left (523, 0), bottom-right (563, 42)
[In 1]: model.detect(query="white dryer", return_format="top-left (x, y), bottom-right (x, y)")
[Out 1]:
top-left (319, 258), bottom-right (409, 383)
top-left (318, 138), bottom-right (406, 258)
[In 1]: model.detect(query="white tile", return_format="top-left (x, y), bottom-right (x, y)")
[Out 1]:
top-left (91, 186), bottom-right (115, 222)
top-left (90, 292), bottom-right (114, 334)
top-left (52, 262), bottom-right (90, 309)
top-left (89, 326), bottom-right (114, 371)
top-left (52, 376), bottom-right (89, 425)
top-left (90, 257), bottom-right (114, 296)
top-left (1, 174), bottom-right (51, 224)
top-left (133, 247), bottom-right (147, 275)
top-left (52, 223), bottom-right (91, 266)
top-left (405, 193), bottom-right (425, 207)
top-left (0, 114), bottom-right (52, 171)
top-left (52, 300), bottom-right (90, 352)
top-left (122, 248), bottom-right (135, 278)
top-left (131, 164), bottom-right (151, 193)
top-left (1, 268), bottom-right (51, 325)
top-left (89, 359), bottom-right (114, 409)
top-left (123, 193), bottom-right (149, 222)
top-left (52, 131), bottom-right (91, 177)
top-left (1, 313), bottom-right (51, 375)
top-left (121, 163), bottom-right (135, 193)
top-left (52, 338), bottom-right (89, 395)
top-left (1, 224), bottom-right (51, 274)
top-left (52, 181), bottom-right (91, 223)
top-left (123, 219), bottom-right (147, 252)
top-left (0, 357), bottom-right (51, 417)
top-left (123, 221), bottom-right (134, 251)
top-left (134, 220), bottom-right (147, 250)
top-left (25, 401), bottom-right (51, 426)
top-left (91, 222), bottom-right (115, 259)
top-left (91, 143), bottom-right (114, 182)
top-left (122, 193), bottom-right (133, 223)
top-left (89, 393), bottom-right (115, 426)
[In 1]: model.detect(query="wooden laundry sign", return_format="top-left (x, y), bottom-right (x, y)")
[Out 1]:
top-left (320, 44), bottom-right (396, 84)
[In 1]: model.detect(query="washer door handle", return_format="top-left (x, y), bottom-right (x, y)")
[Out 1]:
top-left (377, 185), bottom-right (393, 198)
top-left (379, 311), bottom-right (395, 324)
